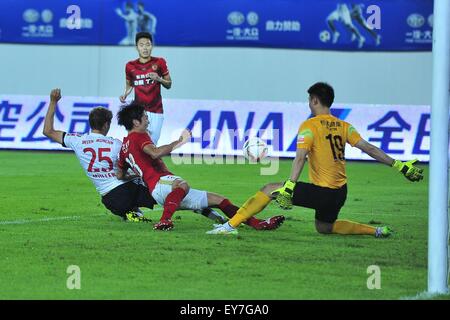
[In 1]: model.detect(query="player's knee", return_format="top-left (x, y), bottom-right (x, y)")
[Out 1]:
top-left (174, 179), bottom-right (190, 193)
top-left (316, 225), bottom-right (332, 234)
top-left (315, 220), bottom-right (333, 234)
top-left (207, 192), bottom-right (224, 206)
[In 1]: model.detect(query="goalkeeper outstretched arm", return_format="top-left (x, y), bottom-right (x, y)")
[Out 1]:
top-left (354, 139), bottom-right (394, 166)
top-left (355, 139), bottom-right (424, 182)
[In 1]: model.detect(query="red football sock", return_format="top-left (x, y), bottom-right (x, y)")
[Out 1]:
top-left (219, 199), bottom-right (260, 227)
top-left (161, 188), bottom-right (187, 221)
top-left (218, 199), bottom-right (239, 218)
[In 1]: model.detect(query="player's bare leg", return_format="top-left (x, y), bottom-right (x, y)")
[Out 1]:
top-left (191, 192), bottom-right (227, 223)
top-left (353, 16), bottom-right (380, 45)
top-left (260, 182), bottom-right (283, 198)
top-left (344, 23), bottom-right (365, 48)
top-left (327, 19), bottom-right (340, 44)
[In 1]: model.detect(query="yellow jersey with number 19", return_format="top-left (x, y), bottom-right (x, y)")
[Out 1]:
top-left (296, 114), bottom-right (362, 189)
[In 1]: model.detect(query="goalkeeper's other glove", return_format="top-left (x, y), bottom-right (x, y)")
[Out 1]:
top-left (392, 159), bottom-right (424, 182)
top-left (271, 180), bottom-right (296, 210)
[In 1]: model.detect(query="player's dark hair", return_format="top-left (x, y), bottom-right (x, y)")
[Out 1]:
top-left (89, 107), bottom-right (113, 130)
top-left (307, 82), bottom-right (335, 108)
top-left (117, 103), bottom-right (146, 131)
top-left (135, 31), bottom-right (153, 45)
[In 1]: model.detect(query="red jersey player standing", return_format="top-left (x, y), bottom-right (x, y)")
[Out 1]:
top-left (120, 31), bottom-right (171, 145)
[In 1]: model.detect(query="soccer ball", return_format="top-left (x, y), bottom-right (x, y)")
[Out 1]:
top-left (243, 137), bottom-right (268, 162)
top-left (319, 30), bottom-right (331, 43)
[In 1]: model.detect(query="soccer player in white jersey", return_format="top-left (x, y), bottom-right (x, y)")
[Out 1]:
top-left (43, 88), bottom-right (155, 222)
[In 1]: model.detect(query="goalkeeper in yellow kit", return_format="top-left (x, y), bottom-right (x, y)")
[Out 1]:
top-left (207, 82), bottom-right (423, 236)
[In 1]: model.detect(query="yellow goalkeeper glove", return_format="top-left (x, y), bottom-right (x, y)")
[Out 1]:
top-left (392, 159), bottom-right (424, 182)
top-left (271, 180), bottom-right (296, 210)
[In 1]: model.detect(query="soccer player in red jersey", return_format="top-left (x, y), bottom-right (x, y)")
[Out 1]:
top-left (117, 103), bottom-right (285, 231)
top-left (120, 31), bottom-right (171, 145)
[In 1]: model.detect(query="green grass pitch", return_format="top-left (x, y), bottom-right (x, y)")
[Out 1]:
top-left (0, 150), bottom-right (443, 299)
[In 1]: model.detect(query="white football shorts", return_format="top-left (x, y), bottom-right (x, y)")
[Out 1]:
top-left (151, 175), bottom-right (208, 210)
top-left (146, 111), bottom-right (164, 145)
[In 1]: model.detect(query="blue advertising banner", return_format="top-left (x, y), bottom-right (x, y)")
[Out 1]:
top-left (0, 94), bottom-right (432, 162)
top-left (0, 0), bottom-right (433, 50)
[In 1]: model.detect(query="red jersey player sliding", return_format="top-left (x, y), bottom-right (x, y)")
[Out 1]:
top-left (116, 103), bottom-right (285, 231)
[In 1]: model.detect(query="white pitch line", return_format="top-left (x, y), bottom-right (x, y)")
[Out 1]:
top-left (0, 214), bottom-right (104, 225)
top-left (0, 210), bottom-right (166, 225)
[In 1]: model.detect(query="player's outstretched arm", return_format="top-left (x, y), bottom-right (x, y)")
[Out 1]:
top-left (115, 8), bottom-right (125, 19)
top-left (43, 88), bottom-right (65, 144)
top-left (355, 139), bottom-right (424, 182)
top-left (143, 129), bottom-right (191, 159)
top-left (354, 139), bottom-right (393, 165)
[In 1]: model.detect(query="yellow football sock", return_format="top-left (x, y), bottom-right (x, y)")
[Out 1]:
top-left (228, 191), bottom-right (271, 228)
top-left (331, 219), bottom-right (376, 235)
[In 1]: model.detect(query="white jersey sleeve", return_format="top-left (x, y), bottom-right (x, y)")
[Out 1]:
top-left (63, 132), bottom-right (82, 150)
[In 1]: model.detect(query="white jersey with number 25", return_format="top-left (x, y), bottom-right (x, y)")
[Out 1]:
top-left (63, 132), bottom-right (126, 195)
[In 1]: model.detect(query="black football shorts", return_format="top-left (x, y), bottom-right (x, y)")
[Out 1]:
top-left (292, 182), bottom-right (347, 223)
top-left (101, 181), bottom-right (156, 217)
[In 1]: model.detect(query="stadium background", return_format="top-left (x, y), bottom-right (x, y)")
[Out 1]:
top-left (0, 0), bottom-right (433, 160)
top-left (0, 0), bottom-right (445, 302)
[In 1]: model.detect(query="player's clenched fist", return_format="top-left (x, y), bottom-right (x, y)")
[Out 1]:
top-left (50, 88), bottom-right (61, 102)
